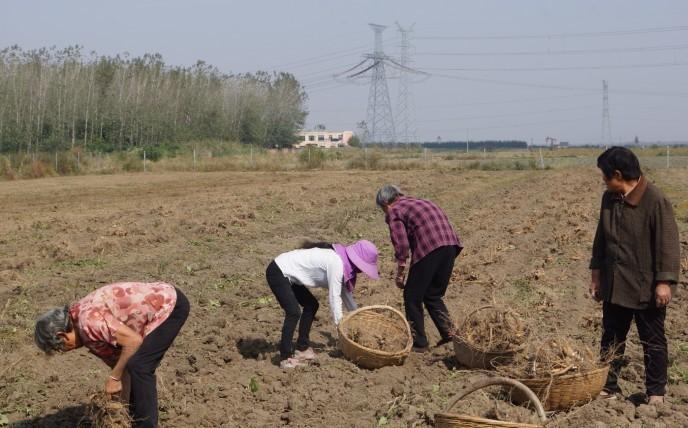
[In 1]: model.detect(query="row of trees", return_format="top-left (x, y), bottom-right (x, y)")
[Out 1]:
top-left (0, 46), bottom-right (308, 153)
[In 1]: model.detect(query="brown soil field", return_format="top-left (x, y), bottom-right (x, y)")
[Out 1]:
top-left (1, 167), bottom-right (686, 427)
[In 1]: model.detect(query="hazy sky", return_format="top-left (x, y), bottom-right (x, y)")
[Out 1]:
top-left (2, 0), bottom-right (687, 144)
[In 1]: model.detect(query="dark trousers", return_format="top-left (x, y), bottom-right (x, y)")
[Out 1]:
top-left (126, 288), bottom-right (190, 428)
top-left (600, 301), bottom-right (668, 396)
top-left (404, 245), bottom-right (458, 348)
top-left (266, 261), bottom-right (319, 360)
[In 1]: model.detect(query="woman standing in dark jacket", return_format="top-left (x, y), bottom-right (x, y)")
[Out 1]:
top-left (590, 147), bottom-right (680, 405)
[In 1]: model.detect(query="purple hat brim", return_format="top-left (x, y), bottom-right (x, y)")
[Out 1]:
top-left (345, 247), bottom-right (379, 280)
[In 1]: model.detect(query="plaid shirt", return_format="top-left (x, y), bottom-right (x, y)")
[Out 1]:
top-left (385, 196), bottom-right (462, 266)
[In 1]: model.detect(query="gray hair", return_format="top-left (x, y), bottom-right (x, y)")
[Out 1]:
top-left (376, 184), bottom-right (403, 207)
top-left (34, 306), bottom-right (72, 354)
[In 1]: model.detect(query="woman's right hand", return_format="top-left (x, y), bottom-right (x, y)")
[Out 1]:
top-left (589, 269), bottom-right (601, 302)
top-left (395, 265), bottom-right (406, 289)
top-left (105, 376), bottom-right (122, 395)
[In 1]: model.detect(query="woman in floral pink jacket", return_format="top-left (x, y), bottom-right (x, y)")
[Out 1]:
top-left (35, 282), bottom-right (190, 428)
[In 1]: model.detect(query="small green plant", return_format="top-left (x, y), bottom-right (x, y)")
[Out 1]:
top-left (240, 296), bottom-right (273, 308)
top-left (249, 377), bottom-right (259, 394)
top-left (63, 258), bottom-right (106, 269)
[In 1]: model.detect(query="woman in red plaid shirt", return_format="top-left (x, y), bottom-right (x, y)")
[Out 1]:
top-left (376, 185), bottom-right (463, 352)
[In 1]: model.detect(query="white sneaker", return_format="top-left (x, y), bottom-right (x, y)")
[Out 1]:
top-left (280, 357), bottom-right (306, 369)
top-left (294, 348), bottom-right (316, 361)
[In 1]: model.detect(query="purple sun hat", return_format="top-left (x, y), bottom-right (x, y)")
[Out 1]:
top-left (344, 240), bottom-right (380, 280)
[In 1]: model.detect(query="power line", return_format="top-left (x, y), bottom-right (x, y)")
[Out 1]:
top-left (414, 43), bottom-right (688, 57)
top-left (421, 61), bottom-right (688, 72)
top-left (417, 25), bottom-right (688, 41)
top-left (416, 93), bottom-right (593, 110)
top-left (306, 98), bottom-right (679, 115)
top-left (416, 104), bottom-right (599, 123)
top-left (266, 37), bottom-right (402, 71)
top-left (428, 72), bottom-right (688, 98)
top-left (431, 115), bottom-right (595, 133)
top-left (306, 82), bottom-right (353, 94)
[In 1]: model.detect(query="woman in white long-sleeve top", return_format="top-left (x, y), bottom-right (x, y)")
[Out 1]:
top-left (267, 240), bottom-right (379, 369)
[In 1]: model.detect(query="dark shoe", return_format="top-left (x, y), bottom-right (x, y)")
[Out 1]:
top-left (627, 392), bottom-right (648, 406)
top-left (412, 345), bottom-right (430, 353)
top-left (436, 337), bottom-right (453, 347)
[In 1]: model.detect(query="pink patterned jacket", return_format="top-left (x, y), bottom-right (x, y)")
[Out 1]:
top-left (69, 282), bottom-right (177, 366)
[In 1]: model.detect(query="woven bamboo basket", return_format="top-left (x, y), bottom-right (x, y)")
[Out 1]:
top-left (453, 337), bottom-right (517, 370)
top-left (510, 366), bottom-right (609, 411)
top-left (435, 377), bottom-right (547, 428)
top-left (453, 306), bottom-right (523, 370)
top-left (337, 305), bottom-right (412, 369)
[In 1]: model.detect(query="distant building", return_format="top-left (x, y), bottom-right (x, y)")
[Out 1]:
top-left (295, 130), bottom-right (354, 148)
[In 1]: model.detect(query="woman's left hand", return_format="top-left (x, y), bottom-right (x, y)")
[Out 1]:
top-left (655, 282), bottom-right (672, 307)
top-left (105, 377), bottom-right (122, 394)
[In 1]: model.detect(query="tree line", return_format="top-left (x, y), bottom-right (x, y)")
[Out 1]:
top-left (0, 46), bottom-right (308, 154)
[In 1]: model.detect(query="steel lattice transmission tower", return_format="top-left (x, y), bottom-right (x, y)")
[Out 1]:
top-left (601, 80), bottom-right (612, 145)
top-left (396, 22), bottom-right (417, 144)
top-left (363, 24), bottom-right (396, 144)
top-left (335, 23), bottom-right (428, 145)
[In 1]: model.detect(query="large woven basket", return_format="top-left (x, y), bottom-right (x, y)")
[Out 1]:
top-left (435, 377), bottom-right (547, 428)
top-left (453, 306), bottom-right (523, 369)
top-left (510, 366), bottom-right (609, 411)
top-left (453, 337), bottom-right (517, 370)
top-left (337, 305), bottom-right (412, 369)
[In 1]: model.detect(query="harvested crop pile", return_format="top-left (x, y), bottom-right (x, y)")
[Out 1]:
top-left (85, 392), bottom-right (132, 428)
top-left (499, 337), bottom-right (602, 379)
top-left (348, 326), bottom-right (407, 352)
top-left (472, 396), bottom-right (543, 426)
top-left (455, 305), bottom-right (528, 352)
top-left (436, 378), bottom-right (546, 427)
top-left (342, 307), bottom-right (410, 353)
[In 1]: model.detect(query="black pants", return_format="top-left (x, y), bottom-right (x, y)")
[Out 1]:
top-left (126, 288), bottom-right (190, 428)
top-left (404, 245), bottom-right (458, 348)
top-left (266, 261), bottom-right (319, 360)
top-left (600, 301), bottom-right (668, 396)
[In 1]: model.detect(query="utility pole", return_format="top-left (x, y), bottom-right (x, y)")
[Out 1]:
top-left (465, 129), bottom-right (469, 153)
top-left (601, 80), bottom-right (612, 146)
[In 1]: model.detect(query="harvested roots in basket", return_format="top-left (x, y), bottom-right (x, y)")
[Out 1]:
top-left (347, 326), bottom-right (407, 352)
top-left (86, 391), bottom-right (132, 428)
top-left (499, 337), bottom-right (601, 378)
top-left (455, 306), bottom-right (527, 352)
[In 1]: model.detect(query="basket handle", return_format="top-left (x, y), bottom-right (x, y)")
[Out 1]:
top-left (456, 304), bottom-right (495, 333)
top-left (444, 377), bottom-right (547, 423)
